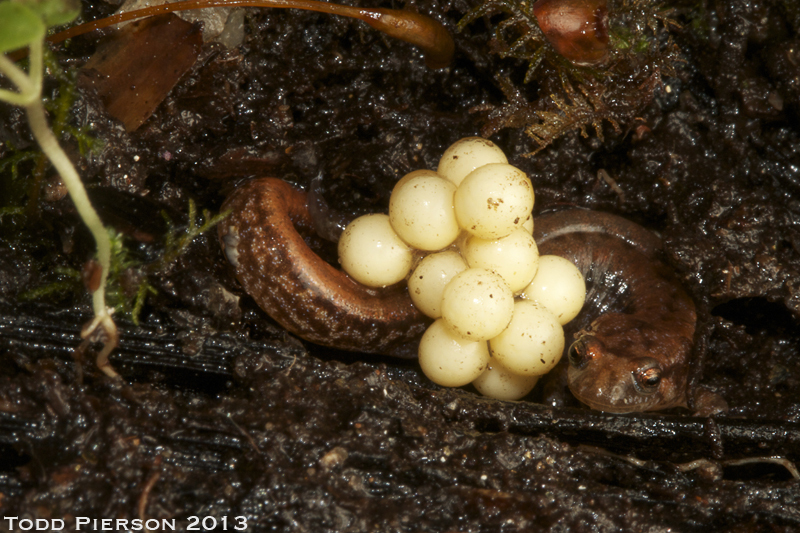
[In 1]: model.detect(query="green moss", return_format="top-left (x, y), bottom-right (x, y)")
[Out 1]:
top-left (458, 0), bottom-right (549, 83)
top-left (15, 199), bottom-right (229, 326)
top-left (460, 0), bottom-right (680, 151)
top-left (0, 48), bottom-right (100, 215)
top-left (103, 200), bottom-right (230, 326)
top-left (161, 199), bottom-right (230, 267)
top-left (42, 49), bottom-right (101, 157)
top-left (19, 265), bottom-right (82, 301)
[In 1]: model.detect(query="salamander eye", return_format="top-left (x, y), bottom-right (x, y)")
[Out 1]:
top-left (568, 340), bottom-right (588, 369)
top-left (633, 359), bottom-right (662, 394)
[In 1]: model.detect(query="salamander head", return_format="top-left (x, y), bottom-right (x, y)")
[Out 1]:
top-left (566, 323), bottom-right (687, 413)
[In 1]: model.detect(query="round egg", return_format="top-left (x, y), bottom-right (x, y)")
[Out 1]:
top-left (338, 213), bottom-right (413, 287)
top-left (489, 300), bottom-right (564, 376)
top-left (520, 255), bottom-right (586, 325)
top-left (389, 172), bottom-right (459, 251)
top-left (472, 361), bottom-right (540, 400)
top-left (441, 268), bottom-right (514, 342)
top-left (392, 168), bottom-right (441, 193)
top-left (463, 228), bottom-right (540, 293)
top-left (418, 319), bottom-right (491, 387)
top-left (408, 251), bottom-right (468, 318)
top-left (522, 214), bottom-right (534, 234)
top-left (453, 163), bottom-right (534, 240)
top-left (437, 137), bottom-right (508, 187)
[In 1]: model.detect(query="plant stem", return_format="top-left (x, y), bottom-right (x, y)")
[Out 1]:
top-left (0, 39), bottom-right (119, 378)
top-left (44, 0), bottom-right (453, 69)
top-left (26, 101), bottom-right (119, 378)
top-left (0, 46), bottom-right (37, 106)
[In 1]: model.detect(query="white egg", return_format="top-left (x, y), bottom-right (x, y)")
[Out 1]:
top-left (472, 361), bottom-right (540, 400)
top-left (441, 268), bottom-right (514, 342)
top-left (418, 319), bottom-right (490, 387)
top-left (454, 163), bottom-right (534, 240)
top-left (437, 137), bottom-right (508, 187)
top-left (389, 172), bottom-right (459, 251)
top-left (520, 255), bottom-right (586, 325)
top-left (338, 214), bottom-right (413, 287)
top-left (392, 168), bottom-right (441, 193)
top-left (489, 300), bottom-right (564, 376)
top-left (463, 228), bottom-right (540, 293)
top-left (407, 251), bottom-right (468, 318)
top-left (522, 214), bottom-right (534, 234)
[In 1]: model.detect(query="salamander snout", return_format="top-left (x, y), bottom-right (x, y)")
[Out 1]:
top-left (567, 335), bottom-right (674, 412)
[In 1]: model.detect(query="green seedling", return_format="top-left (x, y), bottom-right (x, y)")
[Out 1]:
top-left (0, 0), bottom-right (119, 378)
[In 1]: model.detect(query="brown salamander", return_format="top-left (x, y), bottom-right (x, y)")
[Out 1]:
top-left (535, 209), bottom-right (722, 414)
top-left (220, 179), bottom-right (722, 413)
top-left (219, 178), bottom-right (428, 358)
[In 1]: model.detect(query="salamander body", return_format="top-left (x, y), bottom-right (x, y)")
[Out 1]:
top-left (219, 178), bottom-right (427, 358)
top-left (535, 209), bottom-right (697, 413)
top-left (220, 180), bottom-right (716, 412)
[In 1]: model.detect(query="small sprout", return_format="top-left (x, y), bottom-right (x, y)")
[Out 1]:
top-left (0, 0), bottom-right (120, 377)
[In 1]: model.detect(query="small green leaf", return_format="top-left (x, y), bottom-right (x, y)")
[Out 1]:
top-left (0, 2), bottom-right (45, 53)
top-left (18, 0), bottom-right (79, 27)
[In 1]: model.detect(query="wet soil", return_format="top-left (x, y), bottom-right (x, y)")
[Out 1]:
top-left (1, 0), bottom-right (800, 530)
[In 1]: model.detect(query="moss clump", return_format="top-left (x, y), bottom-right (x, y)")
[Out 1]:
top-left (460, 0), bottom-right (681, 153)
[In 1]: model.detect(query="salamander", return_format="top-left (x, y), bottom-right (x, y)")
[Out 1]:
top-left (218, 177), bottom-right (428, 359)
top-left (220, 179), bottom-right (723, 413)
top-left (535, 209), bottom-right (724, 414)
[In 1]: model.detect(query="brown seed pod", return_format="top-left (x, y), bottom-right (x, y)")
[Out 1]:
top-left (533, 0), bottom-right (610, 66)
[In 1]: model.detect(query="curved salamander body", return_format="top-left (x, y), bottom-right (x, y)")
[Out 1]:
top-left (219, 178), bottom-right (428, 359)
top-left (535, 209), bottom-right (697, 413)
top-left (219, 178), bottom-right (713, 413)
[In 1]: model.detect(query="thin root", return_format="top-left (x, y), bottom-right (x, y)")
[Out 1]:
top-left (80, 309), bottom-right (120, 379)
top-left (139, 457), bottom-right (162, 532)
top-left (677, 456), bottom-right (799, 480)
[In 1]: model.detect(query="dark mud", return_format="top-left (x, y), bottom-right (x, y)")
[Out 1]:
top-left (1, 0), bottom-right (800, 530)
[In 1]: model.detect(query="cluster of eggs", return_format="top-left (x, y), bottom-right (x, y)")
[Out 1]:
top-left (337, 138), bottom-right (586, 400)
